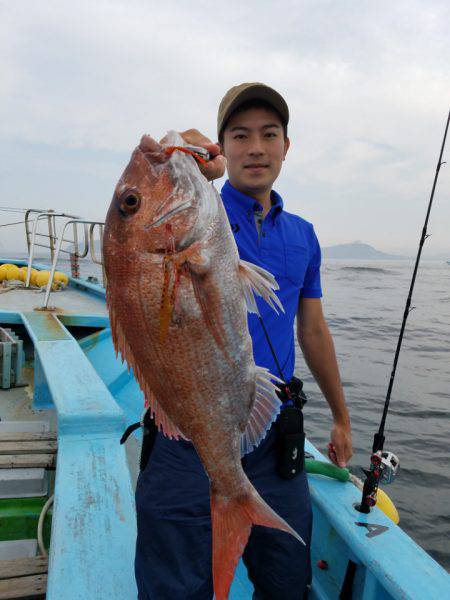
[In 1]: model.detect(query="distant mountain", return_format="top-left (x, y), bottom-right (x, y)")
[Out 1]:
top-left (322, 241), bottom-right (408, 260)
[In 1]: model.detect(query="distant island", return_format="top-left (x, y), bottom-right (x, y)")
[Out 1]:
top-left (322, 241), bottom-right (450, 261)
top-left (322, 242), bottom-right (408, 260)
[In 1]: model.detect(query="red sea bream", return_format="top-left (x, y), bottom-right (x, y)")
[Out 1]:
top-left (103, 131), bottom-right (304, 599)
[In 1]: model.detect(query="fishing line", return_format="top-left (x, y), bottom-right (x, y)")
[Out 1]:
top-left (0, 206), bottom-right (28, 212)
top-left (0, 220), bottom-right (27, 227)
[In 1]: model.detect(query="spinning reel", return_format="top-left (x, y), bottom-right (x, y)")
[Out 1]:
top-left (357, 450), bottom-right (400, 512)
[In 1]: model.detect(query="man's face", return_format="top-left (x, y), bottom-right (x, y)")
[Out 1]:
top-left (221, 107), bottom-right (290, 196)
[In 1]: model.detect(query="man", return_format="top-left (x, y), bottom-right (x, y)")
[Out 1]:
top-left (135, 83), bottom-right (352, 599)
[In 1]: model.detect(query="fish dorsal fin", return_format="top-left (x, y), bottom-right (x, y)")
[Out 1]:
top-left (107, 294), bottom-right (188, 441)
top-left (241, 366), bottom-right (283, 455)
top-left (238, 259), bottom-right (284, 315)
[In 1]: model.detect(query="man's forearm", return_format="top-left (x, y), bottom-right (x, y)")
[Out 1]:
top-left (298, 324), bottom-right (349, 424)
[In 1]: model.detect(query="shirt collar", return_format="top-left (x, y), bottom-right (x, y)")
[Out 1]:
top-left (221, 180), bottom-right (283, 220)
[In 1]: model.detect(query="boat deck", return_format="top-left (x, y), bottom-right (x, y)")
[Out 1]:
top-left (0, 366), bottom-right (55, 429)
top-left (0, 283), bottom-right (107, 316)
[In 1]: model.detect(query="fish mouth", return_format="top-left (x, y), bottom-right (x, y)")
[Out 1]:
top-left (146, 199), bottom-right (192, 229)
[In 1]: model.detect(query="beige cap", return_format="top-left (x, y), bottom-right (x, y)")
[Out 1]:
top-left (217, 82), bottom-right (289, 138)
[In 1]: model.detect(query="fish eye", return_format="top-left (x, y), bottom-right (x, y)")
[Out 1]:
top-left (119, 190), bottom-right (141, 216)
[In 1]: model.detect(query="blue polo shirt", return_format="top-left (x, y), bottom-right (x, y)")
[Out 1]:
top-left (221, 180), bottom-right (322, 382)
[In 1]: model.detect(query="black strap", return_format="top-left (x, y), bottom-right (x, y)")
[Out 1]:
top-left (120, 421), bottom-right (140, 444)
top-left (139, 410), bottom-right (158, 471)
top-left (119, 410), bottom-right (159, 472)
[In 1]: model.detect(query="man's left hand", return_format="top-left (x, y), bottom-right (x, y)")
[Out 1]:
top-left (328, 422), bottom-right (353, 468)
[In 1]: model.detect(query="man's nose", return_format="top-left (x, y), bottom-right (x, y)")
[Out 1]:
top-left (248, 137), bottom-right (265, 156)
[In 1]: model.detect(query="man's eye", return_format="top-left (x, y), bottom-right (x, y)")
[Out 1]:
top-left (234, 134), bottom-right (246, 139)
top-left (265, 132), bottom-right (277, 138)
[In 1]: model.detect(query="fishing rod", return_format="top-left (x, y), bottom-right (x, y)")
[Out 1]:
top-left (357, 109), bottom-right (450, 514)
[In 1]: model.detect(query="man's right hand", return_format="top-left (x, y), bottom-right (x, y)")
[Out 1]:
top-left (161, 129), bottom-right (226, 181)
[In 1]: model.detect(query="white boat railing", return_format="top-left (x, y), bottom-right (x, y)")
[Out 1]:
top-left (21, 209), bottom-right (105, 309)
top-left (24, 209), bottom-right (87, 264)
top-left (42, 219), bottom-right (106, 309)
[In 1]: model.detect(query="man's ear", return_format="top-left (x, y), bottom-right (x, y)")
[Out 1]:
top-left (217, 141), bottom-right (224, 156)
top-left (283, 137), bottom-right (290, 160)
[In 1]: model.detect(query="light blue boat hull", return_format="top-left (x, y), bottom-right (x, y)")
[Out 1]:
top-left (1, 261), bottom-right (449, 599)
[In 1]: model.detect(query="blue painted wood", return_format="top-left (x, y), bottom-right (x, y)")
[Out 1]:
top-left (59, 314), bottom-right (110, 328)
top-left (0, 310), bottom-right (22, 324)
top-left (33, 351), bottom-right (54, 410)
top-left (304, 440), bottom-right (450, 600)
top-left (51, 435), bottom-right (136, 599)
top-left (68, 278), bottom-right (106, 297)
top-left (80, 328), bottom-right (127, 390)
top-left (363, 571), bottom-right (391, 599)
top-left (20, 311), bottom-right (137, 600)
top-left (230, 561), bottom-right (254, 598)
top-left (80, 328), bottom-right (144, 429)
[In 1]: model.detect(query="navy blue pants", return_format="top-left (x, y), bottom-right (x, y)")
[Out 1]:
top-left (135, 427), bottom-right (312, 599)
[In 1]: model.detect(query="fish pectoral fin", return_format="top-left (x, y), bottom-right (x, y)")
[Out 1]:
top-left (145, 388), bottom-right (189, 441)
top-left (241, 366), bottom-right (283, 456)
top-left (238, 259), bottom-right (284, 315)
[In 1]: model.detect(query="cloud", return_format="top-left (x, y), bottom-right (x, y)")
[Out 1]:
top-left (0, 0), bottom-right (449, 253)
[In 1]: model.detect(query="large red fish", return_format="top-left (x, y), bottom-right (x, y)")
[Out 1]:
top-left (103, 131), bottom-right (304, 599)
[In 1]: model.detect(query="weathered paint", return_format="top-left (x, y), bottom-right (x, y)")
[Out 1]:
top-left (304, 438), bottom-right (450, 599)
top-left (19, 310), bottom-right (137, 600)
top-left (23, 312), bottom-right (71, 343)
top-left (59, 314), bottom-right (110, 328)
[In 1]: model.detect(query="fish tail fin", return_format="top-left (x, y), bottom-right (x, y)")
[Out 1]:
top-left (211, 487), bottom-right (304, 600)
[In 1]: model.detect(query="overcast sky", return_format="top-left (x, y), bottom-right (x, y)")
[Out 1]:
top-left (1, 0), bottom-right (449, 255)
